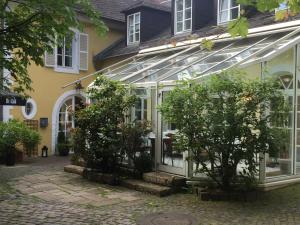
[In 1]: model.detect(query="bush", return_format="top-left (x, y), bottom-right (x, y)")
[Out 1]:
top-left (56, 132), bottom-right (70, 156)
top-left (133, 153), bottom-right (153, 176)
top-left (74, 75), bottom-right (136, 173)
top-left (119, 121), bottom-right (152, 175)
top-left (0, 120), bottom-right (41, 165)
top-left (159, 70), bottom-right (289, 192)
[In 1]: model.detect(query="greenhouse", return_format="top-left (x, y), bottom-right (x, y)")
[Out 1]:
top-left (66, 25), bottom-right (300, 188)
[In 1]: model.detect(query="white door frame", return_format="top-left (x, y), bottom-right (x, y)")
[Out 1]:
top-left (156, 86), bottom-right (187, 175)
top-left (51, 90), bottom-right (86, 154)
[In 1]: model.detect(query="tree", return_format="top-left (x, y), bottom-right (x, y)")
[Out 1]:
top-left (0, 0), bottom-right (108, 95)
top-left (228, 0), bottom-right (300, 37)
top-left (74, 75), bottom-right (136, 173)
top-left (159, 70), bottom-right (290, 191)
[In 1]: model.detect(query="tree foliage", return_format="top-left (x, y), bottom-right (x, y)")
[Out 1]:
top-left (74, 75), bottom-right (136, 173)
top-left (229, 0), bottom-right (300, 37)
top-left (159, 70), bottom-right (290, 191)
top-left (0, 0), bottom-right (107, 95)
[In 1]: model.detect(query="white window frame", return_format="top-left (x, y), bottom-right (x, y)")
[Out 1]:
top-left (54, 32), bottom-right (79, 74)
top-left (22, 98), bottom-right (37, 120)
top-left (127, 12), bottom-right (141, 45)
top-left (174, 0), bottom-right (192, 34)
top-left (217, 0), bottom-right (240, 25)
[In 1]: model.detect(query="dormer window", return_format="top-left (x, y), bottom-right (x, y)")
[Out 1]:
top-left (175, 0), bottom-right (192, 34)
top-left (127, 12), bottom-right (140, 45)
top-left (218, 0), bottom-right (240, 25)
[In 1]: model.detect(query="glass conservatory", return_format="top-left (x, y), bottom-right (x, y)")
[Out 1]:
top-left (70, 26), bottom-right (300, 188)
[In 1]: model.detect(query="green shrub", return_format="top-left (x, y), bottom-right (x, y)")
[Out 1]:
top-left (56, 132), bottom-right (70, 156)
top-left (74, 75), bottom-right (136, 173)
top-left (119, 121), bottom-right (152, 174)
top-left (133, 153), bottom-right (153, 177)
top-left (159, 70), bottom-right (289, 192)
top-left (0, 120), bottom-right (41, 165)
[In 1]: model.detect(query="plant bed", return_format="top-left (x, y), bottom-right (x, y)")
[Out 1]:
top-left (199, 189), bottom-right (261, 202)
top-left (82, 168), bottom-right (120, 186)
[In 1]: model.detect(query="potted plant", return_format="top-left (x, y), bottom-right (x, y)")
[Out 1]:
top-left (22, 128), bottom-right (41, 157)
top-left (57, 132), bottom-right (70, 156)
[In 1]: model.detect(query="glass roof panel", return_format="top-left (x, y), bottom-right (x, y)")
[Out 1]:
top-left (97, 29), bottom-right (300, 86)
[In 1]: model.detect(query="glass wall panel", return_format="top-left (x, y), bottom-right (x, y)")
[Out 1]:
top-left (265, 48), bottom-right (295, 177)
top-left (161, 91), bottom-right (183, 168)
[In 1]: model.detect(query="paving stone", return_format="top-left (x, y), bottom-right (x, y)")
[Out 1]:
top-left (2, 156), bottom-right (300, 225)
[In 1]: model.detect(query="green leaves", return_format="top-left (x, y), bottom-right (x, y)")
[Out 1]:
top-left (0, 0), bottom-right (107, 95)
top-left (228, 17), bottom-right (249, 38)
top-left (159, 70), bottom-right (289, 191)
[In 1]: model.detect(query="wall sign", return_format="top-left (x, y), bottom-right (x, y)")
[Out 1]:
top-left (0, 96), bottom-right (26, 106)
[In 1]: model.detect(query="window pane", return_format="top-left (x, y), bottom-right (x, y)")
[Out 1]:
top-left (129, 34), bottom-right (134, 43)
top-left (135, 33), bottom-right (140, 42)
top-left (220, 0), bottom-right (229, 10)
top-left (177, 11), bottom-right (183, 22)
top-left (128, 15), bottom-right (134, 25)
top-left (177, 22), bottom-right (183, 32)
top-left (135, 24), bottom-right (140, 33)
top-left (57, 46), bottom-right (63, 55)
top-left (185, 8), bottom-right (191, 20)
top-left (185, 19), bottom-right (191, 30)
top-left (231, 0), bottom-right (237, 7)
top-left (65, 56), bottom-right (72, 67)
top-left (185, 0), bottom-right (191, 8)
top-left (176, 0), bottom-right (183, 11)
top-left (135, 13), bottom-right (140, 24)
top-left (230, 7), bottom-right (239, 20)
top-left (220, 11), bottom-right (229, 23)
top-left (57, 55), bottom-right (63, 66)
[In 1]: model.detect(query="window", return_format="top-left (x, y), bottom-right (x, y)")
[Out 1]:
top-left (44, 32), bottom-right (89, 73)
top-left (218, 0), bottom-right (240, 24)
top-left (57, 35), bottom-right (73, 68)
top-left (132, 89), bottom-right (148, 121)
top-left (175, 0), bottom-right (192, 34)
top-left (127, 12), bottom-right (140, 44)
top-left (22, 99), bottom-right (37, 119)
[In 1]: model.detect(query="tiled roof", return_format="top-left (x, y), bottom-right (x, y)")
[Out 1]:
top-left (92, 0), bottom-right (171, 22)
top-left (94, 12), bottom-right (300, 61)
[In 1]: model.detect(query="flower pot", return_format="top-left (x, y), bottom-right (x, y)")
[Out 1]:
top-left (5, 150), bottom-right (16, 166)
top-left (57, 143), bottom-right (70, 156)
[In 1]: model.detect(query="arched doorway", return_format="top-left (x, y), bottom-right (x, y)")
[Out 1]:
top-left (58, 96), bottom-right (85, 142)
top-left (51, 90), bottom-right (86, 154)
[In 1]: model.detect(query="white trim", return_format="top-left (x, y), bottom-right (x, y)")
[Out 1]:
top-left (174, 0), bottom-right (192, 35)
top-left (127, 12), bottom-right (141, 45)
top-left (51, 90), bottom-right (86, 154)
top-left (21, 98), bottom-right (37, 120)
top-left (140, 20), bottom-right (300, 54)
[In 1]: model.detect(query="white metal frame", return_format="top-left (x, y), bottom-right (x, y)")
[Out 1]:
top-left (217, 0), bottom-right (240, 25)
top-left (174, 0), bottom-right (193, 34)
top-left (127, 12), bottom-right (141, 45)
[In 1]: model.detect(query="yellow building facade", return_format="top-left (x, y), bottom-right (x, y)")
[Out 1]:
top-left (4, 21), bottom-right (124, 155)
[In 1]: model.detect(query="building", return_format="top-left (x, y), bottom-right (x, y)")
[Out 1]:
top-left (4, 0), bottom-right (131, 155)
top-left (63, 0), bottom-right (300, 188)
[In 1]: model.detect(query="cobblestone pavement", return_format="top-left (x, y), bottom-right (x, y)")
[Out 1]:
top-left (1, 157), bottom-right (300, 225)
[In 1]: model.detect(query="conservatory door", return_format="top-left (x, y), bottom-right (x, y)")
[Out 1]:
top-left (157, 88), bottom-right (186, 175)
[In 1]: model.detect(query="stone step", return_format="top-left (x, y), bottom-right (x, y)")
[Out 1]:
top-left (143, 172), bottom-right (186, 187)
top-left (64, 165), bottom-right (84, 176)
top-left (121, 179), bottom-right (173, 197)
